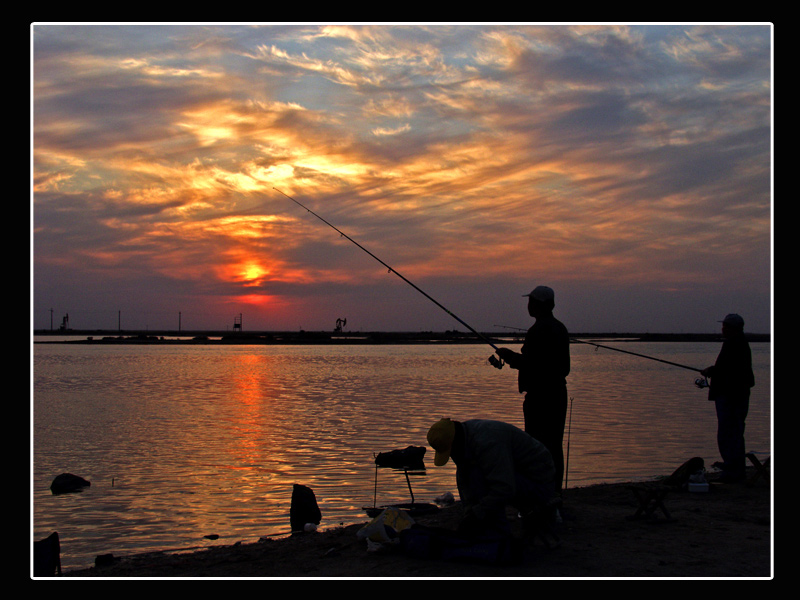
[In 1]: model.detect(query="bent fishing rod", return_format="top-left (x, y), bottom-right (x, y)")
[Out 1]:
top-left (274, 188), bottom-right (504, 367)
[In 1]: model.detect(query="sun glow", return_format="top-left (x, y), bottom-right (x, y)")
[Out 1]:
top-left (234, 293), bottom-right (274, 307)
top-left (241, 263), bottom-right (267, 283)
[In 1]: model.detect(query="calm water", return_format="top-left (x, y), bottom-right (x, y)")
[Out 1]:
top-left (32, 339), bottom-right (771, 571)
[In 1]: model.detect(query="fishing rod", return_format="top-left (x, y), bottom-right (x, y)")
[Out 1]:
top-left (571, 338), bottom-right (702, 372)
top-left (564, 396), bottom-right (574, 492)
top-left (274, 188), bottom-right (504, 367)
top-left (497, 324), bottom-right (708, 387)
top-left (572, 338), bottom-right (709, 388)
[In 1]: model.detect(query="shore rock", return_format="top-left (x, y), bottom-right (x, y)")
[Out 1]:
top-left (50, 473), bottom-right (91, 495)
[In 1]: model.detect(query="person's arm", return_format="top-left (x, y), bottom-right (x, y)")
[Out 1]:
top-left (496, 347), bottom-right (523, 369)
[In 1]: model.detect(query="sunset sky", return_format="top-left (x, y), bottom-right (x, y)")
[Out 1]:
top-left (32, 23), bottom-right (773, 334)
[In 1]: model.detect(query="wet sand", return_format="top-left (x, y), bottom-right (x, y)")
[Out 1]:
top-left (58, 468), bottom-right (772, 579)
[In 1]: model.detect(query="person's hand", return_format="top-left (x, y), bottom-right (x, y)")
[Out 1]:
top-left (496, 348), bottom-right (514, 361)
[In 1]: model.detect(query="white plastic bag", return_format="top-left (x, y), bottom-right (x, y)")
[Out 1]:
top-left (356, 507), bottom-right (416, 544)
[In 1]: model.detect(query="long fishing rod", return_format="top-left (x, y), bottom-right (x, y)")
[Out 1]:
top-left (274, 188), bottom-right (503, 366)
top-left (571, 338), bottom-right (702, 373)
top-left (495, 324), bottom-right (708, 386)
top-left (572, 338), bottom-right (709, 389)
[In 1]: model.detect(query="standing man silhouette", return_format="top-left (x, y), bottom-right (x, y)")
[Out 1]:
top-left (701, 313), bottom-right (755, 482)
top-left (496, 286), bottom-right (570, 496)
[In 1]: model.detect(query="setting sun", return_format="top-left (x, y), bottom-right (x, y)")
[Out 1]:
top-left (241, 263), bottom-right (267, 284)
top-left (33, 24), bottom-right (771, 333)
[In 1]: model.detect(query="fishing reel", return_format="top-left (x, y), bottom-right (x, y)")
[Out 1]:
top-left (488, 354), bottom-right (504, 369)
top-left (694, 377), bottom-right (710, 389)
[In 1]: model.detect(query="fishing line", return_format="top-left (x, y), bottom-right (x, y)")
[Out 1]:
top-left (274, 188), bottom-right (503, 364)
top-left (564, 395), bottom-right (574, 492)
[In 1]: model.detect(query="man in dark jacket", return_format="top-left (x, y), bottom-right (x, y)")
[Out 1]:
top-left (427, 418), bottom-right (558, 537)
top-left (495, 285), bottom-right (570, 494)
top-left (701, 313), bottom-right (755, 483)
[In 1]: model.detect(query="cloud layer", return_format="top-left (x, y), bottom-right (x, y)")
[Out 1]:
top-left (32, 24), bottom-right (772, 333)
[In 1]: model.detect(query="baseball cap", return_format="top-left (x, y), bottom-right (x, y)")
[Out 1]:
top-left (427, 418), bottom-right (456, 466)
top-left (719, 313), bottom-right (745, 328)
top-left (523, 285), bottom-right (555, 304)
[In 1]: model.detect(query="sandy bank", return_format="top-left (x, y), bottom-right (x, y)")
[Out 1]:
top-left (56, 468), bottom-right (772, 579)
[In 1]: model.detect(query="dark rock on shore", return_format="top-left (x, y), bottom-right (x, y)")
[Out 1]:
top-left (50, 473), bottom-right (91, 495)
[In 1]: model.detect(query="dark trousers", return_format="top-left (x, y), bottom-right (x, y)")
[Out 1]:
top-left (523, 385), bottom-right (568, 494)
top-left (457, 464), bottom-right (555, 536)
top-left (714, 393), bottom-right (750, 478)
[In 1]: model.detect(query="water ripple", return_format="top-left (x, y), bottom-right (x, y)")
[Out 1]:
top-left (33, 341), bottom-right (770, 570)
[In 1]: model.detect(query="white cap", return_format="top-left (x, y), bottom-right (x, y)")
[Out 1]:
top-left (523, 285), bottom-right (555, 304)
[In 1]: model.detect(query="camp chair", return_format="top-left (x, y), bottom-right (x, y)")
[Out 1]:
top-left (746, 452), bottom-right (771, 485)
top-left (626, 483), bottom-right (672, 521)
top-left (364, 446), bottom-right (438, 518)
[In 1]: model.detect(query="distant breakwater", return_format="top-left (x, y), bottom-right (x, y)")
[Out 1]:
top-left (32, 330), bottom-right (770, 345)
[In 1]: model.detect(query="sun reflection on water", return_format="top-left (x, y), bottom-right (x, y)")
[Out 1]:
top-left (33, 341), bottom-right (770, 571)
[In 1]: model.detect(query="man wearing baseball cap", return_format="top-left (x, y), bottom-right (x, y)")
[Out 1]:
top-left (427, 417), bottom-right (558, 539)
top-left (700, 314), bottom-right (755, 483)
top-left (495, 285), bottom-right (570, 496)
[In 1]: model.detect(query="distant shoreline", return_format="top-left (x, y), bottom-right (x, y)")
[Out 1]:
top-left (32, 330), bottom-right (770, 345)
